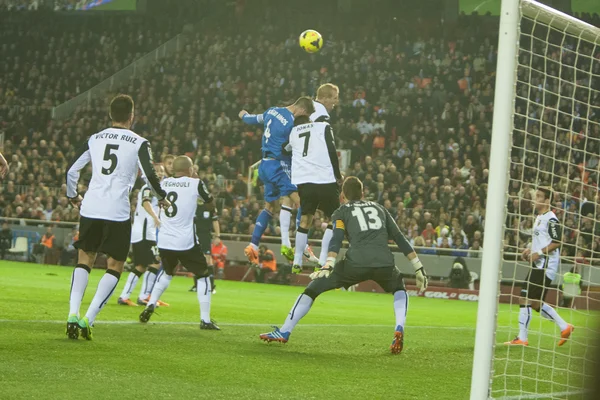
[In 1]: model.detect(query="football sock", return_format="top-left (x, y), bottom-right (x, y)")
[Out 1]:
top-left (296, 207), bottom-right (302, 229)
top-left (140, 266), bottom-right (159, 299)
top-left (148, 272), bottom-right (173, 306)
top-left (119, 269), bottom-right (142, 300)
top-left (319, 226), bottom-right (334, 266)
top-left (196, 276), bottom-right (212, 323)
top-left (280, 205), bottom-right (293, 248)
top-left (281, 294), bottom-right (313, 333)
top-left (84, 269), bottom-right (120, 325)
top-left (541, 303), bottom-right (568, 331)
top-left (69, 264), bottom-right (91, 317)
top-left (251, 209), bottom-right (272, 247)
top-left (139, 271), bottom-right (149, 299)
top-left (393, 290), bottom-right (409, 329)
top-left (518, 305), bottom-right (532, 341)
top-left (293, 227), bottom-right (309, 266)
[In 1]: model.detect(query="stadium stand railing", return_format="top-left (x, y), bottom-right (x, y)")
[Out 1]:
top-left (51, 32), bottom-right (186, 120)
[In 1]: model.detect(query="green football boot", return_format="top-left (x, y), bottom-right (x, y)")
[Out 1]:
top-left (78, 316), bottom-right (93, 341)
top-left (281, 245), bottom-right (294, 262)
top-left (66, 314), bottom-right (80, 340)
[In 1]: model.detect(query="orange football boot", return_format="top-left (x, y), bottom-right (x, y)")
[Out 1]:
top-left (504, 337), bottom-right (529, 346)
top-left (558, 324), bottom-right (574, 346)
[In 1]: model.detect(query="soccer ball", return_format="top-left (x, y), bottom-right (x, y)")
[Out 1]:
top-left (299, 30), bottom-right (323, 53)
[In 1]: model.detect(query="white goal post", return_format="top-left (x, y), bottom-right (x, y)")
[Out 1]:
top-left (471, 1), bottom-right (600, 399)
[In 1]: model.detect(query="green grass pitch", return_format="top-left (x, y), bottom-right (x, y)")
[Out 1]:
top-left (0, 263), bottom-right (593, 399)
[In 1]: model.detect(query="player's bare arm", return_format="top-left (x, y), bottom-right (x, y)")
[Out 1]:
top-left (65, 141), bottom-right (91, 205)
top-left (142, 197), bottom-right (161, 228)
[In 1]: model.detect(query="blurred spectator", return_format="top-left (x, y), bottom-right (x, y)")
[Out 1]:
top-left (40, 226), bottom-right (56, 264)
top-left (0, 222), bottom-right (12, 259)
top-left (211, 237), bottom-right (227, 279)
top-left (255, 244), bottom-right (276, 283)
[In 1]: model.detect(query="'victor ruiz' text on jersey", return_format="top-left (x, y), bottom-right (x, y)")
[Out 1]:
top-left (66, 127), bottom-right (165, 222)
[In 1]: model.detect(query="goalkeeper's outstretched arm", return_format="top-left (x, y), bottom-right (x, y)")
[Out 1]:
top-left (310, 219), bottom-right (345, 280)
top-left (383, 209), bottom-right (429, 293)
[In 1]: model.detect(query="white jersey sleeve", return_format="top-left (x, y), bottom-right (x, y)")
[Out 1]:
top-left (66, 127), bottom-right (166, 222)
top-left (158, 177), bottom-right (213, 251)
top-left (532, 211), bottom-right (561, 280)
top-left (311, 100), bottom-right (330, 122)
top-left (289, 122), bottom-right (341, 185)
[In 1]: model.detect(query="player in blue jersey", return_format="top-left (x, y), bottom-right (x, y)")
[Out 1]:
top-left (238, 96), bottom-right (315, 265)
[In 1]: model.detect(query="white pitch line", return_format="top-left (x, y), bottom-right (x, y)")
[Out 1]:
top-left (496, 390), bottom-right (588, 399)
top-left (0, 319), bottom-right (482, 329)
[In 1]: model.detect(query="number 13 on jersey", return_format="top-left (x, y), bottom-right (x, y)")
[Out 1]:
top-left (351, 206), bottom-right (382, 231)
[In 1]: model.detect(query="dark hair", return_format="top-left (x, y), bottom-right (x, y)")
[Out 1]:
top-left (538, 186), bottom-right (553, 203)
top-left (293, 96), bottom-right (316, 114)
top-left (342, 176), bottom-right (363, 201)
top-left (294, 115), bottom-right (311, 126)
top-left (109, 94), bottom-right (134, 124)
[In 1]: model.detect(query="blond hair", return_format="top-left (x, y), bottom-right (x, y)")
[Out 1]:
top-left (316, 83), bottom-right (339, 101)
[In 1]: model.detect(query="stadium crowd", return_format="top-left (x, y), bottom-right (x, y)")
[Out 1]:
top-left (0, 5), bottom-right (599, 263)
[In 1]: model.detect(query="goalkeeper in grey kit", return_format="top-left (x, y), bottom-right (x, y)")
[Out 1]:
top-left (259, 176), bottom-right (428, 354)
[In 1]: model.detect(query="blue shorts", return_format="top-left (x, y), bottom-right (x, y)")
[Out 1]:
top-left (258, 159), bottom-right (297, 203)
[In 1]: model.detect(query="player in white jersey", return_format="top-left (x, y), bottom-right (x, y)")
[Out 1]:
top-left (117, 164), bottom-right (169, 307)
top-left (287, 83), bottom-right (341, 267)
top-left (139, 156), bottom-right (220, 330)
top-left (311, 83), bottom-right (339, 123)
top-left (505, 187), bottom-right (574, 347)
top-left (65, 94), bottom-right (168, 340)
top-left (286, 115), bottom-right (342, 274)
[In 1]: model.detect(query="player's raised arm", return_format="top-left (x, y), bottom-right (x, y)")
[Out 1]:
top-left (324, 125), bottom-right (342, 181)
top-left (137, 141), bottom-right (166, 201)
top-left (239, 109), bottom-right (264, 125)
top-left (383, 208), bottom-right (428, 293)
top-left (65, 140), bottom-right (91, 203)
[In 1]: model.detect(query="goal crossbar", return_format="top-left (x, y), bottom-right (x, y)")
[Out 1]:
top-left (521, 0), bottom-right (600, 45)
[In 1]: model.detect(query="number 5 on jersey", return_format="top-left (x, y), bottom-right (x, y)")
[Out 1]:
top-left (101, 144), bottom-right (119, 175)
top-left (351, 206), bottom-right (382, 231)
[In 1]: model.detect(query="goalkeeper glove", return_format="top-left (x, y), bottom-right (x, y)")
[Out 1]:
top-left (309, 257), bottom-right (335, 280)
top-left (411, 257), bottom-right (428, 294)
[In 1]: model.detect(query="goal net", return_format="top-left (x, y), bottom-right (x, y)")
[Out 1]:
top-left (472, 1), bottom-right (600, 399)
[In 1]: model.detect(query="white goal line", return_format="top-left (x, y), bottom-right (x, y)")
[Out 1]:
top-left (495, 389), bottom-right (588, 399)
top-left (0, 319), bottom-right (483, 329)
